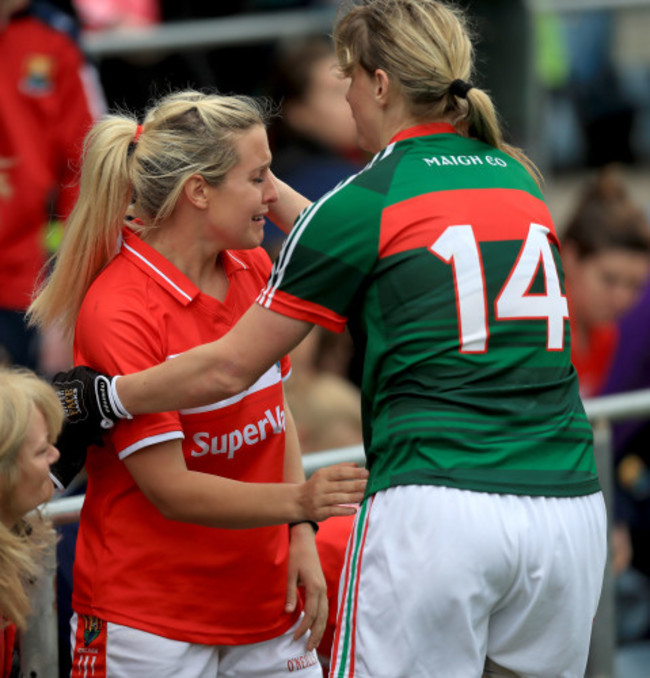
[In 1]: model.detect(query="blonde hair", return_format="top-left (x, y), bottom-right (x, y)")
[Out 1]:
top-left (332, 0), bottom-right (541, 184)
top-left (0, 367), bottom-right (63, 629)
top-left (28, 90), bottom-right (271, 337)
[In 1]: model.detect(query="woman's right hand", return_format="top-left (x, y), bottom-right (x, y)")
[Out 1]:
top-left (299, 462), bottom-right (368, 521)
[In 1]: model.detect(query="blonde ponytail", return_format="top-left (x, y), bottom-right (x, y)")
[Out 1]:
top-left (28, 116), bottom-right (137, 337)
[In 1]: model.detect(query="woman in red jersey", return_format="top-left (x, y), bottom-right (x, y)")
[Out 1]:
top-left (0, 367), bottom-right (62, 677)
top-left (561, 166), bottom-right (650, 399)
top-left (28, 90), bottom-right (367, 677)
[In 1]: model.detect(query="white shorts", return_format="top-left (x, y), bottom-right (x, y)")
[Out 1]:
top-left (330, 485), bottom-right (607, 678)
top-left (70, 612), bottom-right (322, 677)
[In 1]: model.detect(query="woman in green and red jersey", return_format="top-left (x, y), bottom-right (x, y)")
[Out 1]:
top-left (49, 1), bottom-right (606, 676)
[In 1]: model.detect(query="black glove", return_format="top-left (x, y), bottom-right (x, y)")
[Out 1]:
top-left (50, 366), bottom-right (131, 488)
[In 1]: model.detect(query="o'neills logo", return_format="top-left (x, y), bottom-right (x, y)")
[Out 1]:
top-left (287, 652), bottom-right (318, 671)
top-left (191, 406), bottom-right (285, 459)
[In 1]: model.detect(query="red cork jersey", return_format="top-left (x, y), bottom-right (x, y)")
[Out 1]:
top-left (72, 229), bottom-right (297, 644)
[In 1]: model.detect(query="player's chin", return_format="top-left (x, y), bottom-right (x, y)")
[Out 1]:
top-left (247, 221), bottom-right (266, 247)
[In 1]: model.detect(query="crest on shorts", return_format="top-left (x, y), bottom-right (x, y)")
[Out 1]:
top-left (83, 615), bottom-right (103, 647)
top-left (19, 54), bottom-right (54, 96)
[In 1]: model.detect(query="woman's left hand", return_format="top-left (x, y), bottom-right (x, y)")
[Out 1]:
top-left (285, 522), bottom-right (327, 652)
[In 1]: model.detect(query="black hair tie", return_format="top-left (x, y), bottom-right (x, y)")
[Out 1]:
top-left (449, 79), bottom-right (473, 99)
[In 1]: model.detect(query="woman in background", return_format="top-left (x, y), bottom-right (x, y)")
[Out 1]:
top-left (561, 165), bottom-right (650, 399)
top-left (0, 367), bottom-right (62, 677)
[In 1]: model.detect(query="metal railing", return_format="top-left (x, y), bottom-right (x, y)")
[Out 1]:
top-left (78, 2), bottom-right (650, 62)
top-left (81, 7), bottom-right (336, 59)
top-left (23, 387), bottom-right (650, 678)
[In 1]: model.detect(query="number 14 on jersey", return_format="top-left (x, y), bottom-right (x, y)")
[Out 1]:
top-left (430, 223), bottom-right (569, 353)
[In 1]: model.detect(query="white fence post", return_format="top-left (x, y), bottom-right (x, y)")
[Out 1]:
top-left (21, 528), bottom-right (59, 678)
top-left (587, 421), bottom-right (616, 678)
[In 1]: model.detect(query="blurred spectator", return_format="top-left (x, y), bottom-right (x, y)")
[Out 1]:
top-left (0, 366), bottom-right (63, 677)
top-left (287, 371), bottom-right (362, 454)
top-left (561, 165), bottom-right (650, 400)
top-left (0, 0), bottom-right (104, 372)
top-left (285, 324), bottom-right (362, 455)
top-left (561, 167), bottom-right (650, 676)
top-left (267, 35), bottom-right (364, 197)
top-left (264, 34), bottom-right (367, 387)
top-left (266, 36), bottom-right (367, 642)
top-left (602, 260), bottom-right (650, 674)
top-left (264, 34), bottom-right (367, 257)
top-left (604, 278), bottom-right (650, 457)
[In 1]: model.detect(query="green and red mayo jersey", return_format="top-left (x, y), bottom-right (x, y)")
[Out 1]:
top-left (259, 123), bottom-right (599, 499)
top-left (73, 229), bottom-right (298, 645)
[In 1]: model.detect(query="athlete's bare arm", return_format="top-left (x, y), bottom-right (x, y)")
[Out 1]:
top-left (282, 401), bottom-right (328, 651)
top-left (116, 304), bottom-right (309, 416)
top-left (267, 172), bottom-right (312, 234)
top-left (123, 436), bottom-right (367, 529)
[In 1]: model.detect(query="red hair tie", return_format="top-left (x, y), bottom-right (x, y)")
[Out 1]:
top-left (133, 124), bottom-right (143, 142)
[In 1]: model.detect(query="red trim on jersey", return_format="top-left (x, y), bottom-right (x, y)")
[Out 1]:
top-left (389, 122), bottom-right (457, 144)
top-left (121, 235), bottom-right (199, 306)
top-left (257, 288), bottom-right (347, 334)
top-left (379, 188), bottom-right (557, 259)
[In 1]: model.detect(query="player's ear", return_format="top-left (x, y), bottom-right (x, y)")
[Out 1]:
top-left (184, 174), bottom-right (210, 209)
top-left (373, 68), bottom-right (391, 106)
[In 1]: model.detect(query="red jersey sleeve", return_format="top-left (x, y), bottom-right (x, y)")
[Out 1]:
top-left (74, 273), bottom-right (182, 458)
